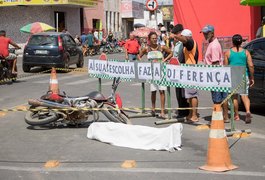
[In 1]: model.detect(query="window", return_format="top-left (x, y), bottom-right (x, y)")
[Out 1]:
top-left (62, 35), bottom-right (75, 46)
top-left (28, 35), bottom-right (58, 46)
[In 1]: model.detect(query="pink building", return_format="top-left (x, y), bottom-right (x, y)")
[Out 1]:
top-left (173, 0), bottom-right (263, 60)
top-left (83, 1), bottom-right (105, 33)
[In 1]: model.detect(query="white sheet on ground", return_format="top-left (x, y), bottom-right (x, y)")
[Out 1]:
top-left (87, 122), bottom-right (183, 152)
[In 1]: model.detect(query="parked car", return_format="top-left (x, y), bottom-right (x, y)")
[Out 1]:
top-left (22, 32), bottom-right (84, 72)
top-left (243, 37), bottom-right (265, 105)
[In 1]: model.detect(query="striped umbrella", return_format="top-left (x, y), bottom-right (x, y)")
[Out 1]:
top-left (20, 22), bottom-right (55, 34)
top-left (131, 27), bottom-right (161, 38)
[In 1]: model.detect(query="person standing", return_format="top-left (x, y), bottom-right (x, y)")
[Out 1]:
top-left (124, 34), bottom-right (140, 61)
top-left (139, 32), bottom-right (173, 119)
top-left (87, 31), bottom-right (94, 48)
top-left (159, 26), bottom-right (167, 46)
top-left (170, 29), bottom-right (199, 122)
top-left (201, 24), bottom-right (229, 122)
top-left (224, 34), bottom-right (254, 124)
top-left (80, 32), bottom-right (87, 45)
top-left (0, 30), bottom-right (21, 74)
top-left (74, 35), bottom-right (81, 45)
top-left (170, 24), bottom-right (189, 119)
top-left (256, 16), bottom-right (265, 38)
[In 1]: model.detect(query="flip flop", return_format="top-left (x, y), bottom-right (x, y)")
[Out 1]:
top-left (186, 118), bottom-right (199, 123)
top-left (234, 115), bottom-right (240, 121)
top-left (156, 114), bottom-right (167, 119)
top-left (151, 111), bottom-right (156, 117)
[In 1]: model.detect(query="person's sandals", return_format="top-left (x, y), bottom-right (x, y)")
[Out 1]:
top-left (224, 119), bottom-right (230, 123)
top-left (234, 115), bottom-right (240, 121)
top-left (186, 117), bottom-right (199, 123)
top-left (245, 113), bottom-right (252, 124)
top-left (151, 111), bottom-right (156, 117)
top-left (156, 114), bottom-right (167, 119)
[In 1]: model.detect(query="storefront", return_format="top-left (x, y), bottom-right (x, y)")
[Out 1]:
top-left (0, 0), bottom-right (98, 43)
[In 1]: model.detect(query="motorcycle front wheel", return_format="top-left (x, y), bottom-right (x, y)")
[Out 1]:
top-left (101, 104), bottom-right (131, 124)
top-left (25, 108), bottom-right (59, 126)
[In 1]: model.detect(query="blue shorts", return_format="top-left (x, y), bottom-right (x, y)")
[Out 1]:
top-left (211, 91), bottom-right (228, 104)
top-left (128, 54), bottom-right (138, 61)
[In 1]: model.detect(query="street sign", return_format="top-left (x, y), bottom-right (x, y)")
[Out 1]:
top-left (146, 0), bottom-right (158, 11)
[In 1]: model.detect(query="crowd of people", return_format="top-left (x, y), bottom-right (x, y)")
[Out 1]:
top-left (74, 30), bottom-right (124, 56)
top-left (122, 23), bottom-right (255, 124)
top-left (0, 20), bottom-right (258, 124)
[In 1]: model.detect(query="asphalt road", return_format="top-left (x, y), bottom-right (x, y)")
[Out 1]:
top-left (0, 53), bottom-right (265, 180)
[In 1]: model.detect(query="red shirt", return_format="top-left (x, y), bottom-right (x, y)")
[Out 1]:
top-left (124, 39), bottom-right (140, 54)
top-left (0, 36), bottom-right (11, 57)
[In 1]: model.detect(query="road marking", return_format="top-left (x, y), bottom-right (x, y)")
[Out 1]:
top-left (0, 166), bottom-right (264, 177)
top-left (67, 78), bottom-right (97, 85)
top-left (44, 160), bottom-right (60, 168)
top-left (251, 132), bottom-right (265, 140)
top-left (0, 112), bottom-right (7, 117)
top-left (32, 74), bottom-right (85, 84)
top-left (101, 81), bottom-right (113, 86)
top-left (131, 83), bottom-right (141, 86)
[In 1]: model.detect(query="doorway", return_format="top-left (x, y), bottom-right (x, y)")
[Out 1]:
top-left (54, 11), bottom-right (65, 32)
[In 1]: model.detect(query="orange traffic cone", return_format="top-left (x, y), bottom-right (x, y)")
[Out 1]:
top-left (49, 67), bottom-right (59, 94)
top-left (199, 104), bottom-right (238, 172)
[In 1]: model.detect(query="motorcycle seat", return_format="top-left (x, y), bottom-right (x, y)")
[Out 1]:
top-left (87, 91), bottom-right (106, 101)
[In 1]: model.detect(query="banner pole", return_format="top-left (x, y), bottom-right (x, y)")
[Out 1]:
top-left (98, 78), bottom-right (102, 92)
top-left (141, 82), bottom-right (145, 113)
top-left (167, 86), bottom-right (172, 119)
top-left (229, 97), bottom-right (235, 131)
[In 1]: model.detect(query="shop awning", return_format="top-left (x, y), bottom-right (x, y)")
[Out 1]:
top-left (240, 0), bottom-right (265, 6)
top-left (0, 0), bottom-right (98, 7)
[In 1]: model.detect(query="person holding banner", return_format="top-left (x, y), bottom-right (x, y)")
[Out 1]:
top-left (139, 32), bottom-right (173, 119)
top-left (224, 34), bottom-right (254, 124)
top-left (200, 24), bottom-right (229, 123)
top-left (170, 29), bottom-right (199, 122)
top-left (171, 24), bottom-right (190, 119)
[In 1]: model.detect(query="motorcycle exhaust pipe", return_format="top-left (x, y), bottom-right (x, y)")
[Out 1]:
top-left (28, 99), bottom-right (70, 109)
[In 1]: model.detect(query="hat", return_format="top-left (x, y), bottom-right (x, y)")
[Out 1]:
top-left (158, 23), bottom-right (164, 27)
top-left (181, 29), bottom-right (192, 37)
top-left (171, 24), bottom-right (184, 34)
top-left (200, 25), bottom-right (214, 33)
top-left (160, 27), bottom-right (166, 32)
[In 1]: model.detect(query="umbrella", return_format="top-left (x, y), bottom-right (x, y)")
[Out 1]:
top-left (131, 27), bottom-right (161, 38)
top-left (240, 0), bottom-right (265, 6)
top-left (133, 23), bottom-right (145, 28)
top-left (20, 22), bottom-right (55, 34)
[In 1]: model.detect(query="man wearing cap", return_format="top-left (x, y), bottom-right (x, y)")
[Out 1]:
top-left (201, 24), bottom-right (229, 122)
top-left (171, 24), bottom-right (189, 119)
top-left (256, 16), bottom-right (265, 38)
top-left (170, 28), bottom-right (199, 122)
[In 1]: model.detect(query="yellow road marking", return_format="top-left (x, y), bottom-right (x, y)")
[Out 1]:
top-left (0, 112), bottom-right (7, 117)
top-left (121, 160), bottom-right (136, 168)
top-left (196, 124), bottom-right (210, 130)
top-left (232, 132), bottom-right (250, 138)
top-left (44, 160), bottom-right (60, 168)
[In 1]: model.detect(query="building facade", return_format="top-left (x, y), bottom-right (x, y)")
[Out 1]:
top-left (82, 0), bottom-right (104, 33)
top-left (104, 0), bottom-right (122, 38)
top-left (0, 0), bottom-right (99, 43)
